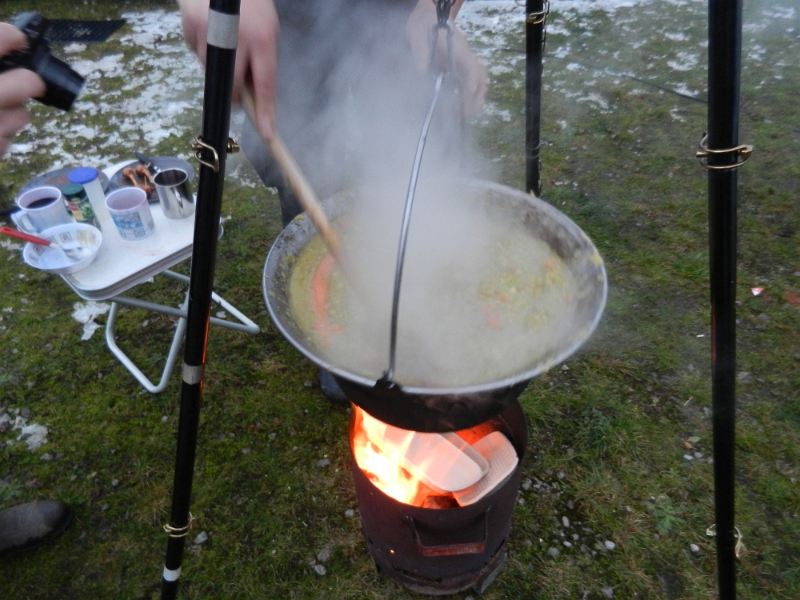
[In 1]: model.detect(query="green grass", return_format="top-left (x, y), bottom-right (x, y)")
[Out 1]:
top-left (1, 1), bottom-right (799, 599)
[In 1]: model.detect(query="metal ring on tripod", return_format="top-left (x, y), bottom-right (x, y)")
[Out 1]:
top-left (163, 513), bottom-right (194, 538)
top-left (696, 132), bottom-right (753, 170)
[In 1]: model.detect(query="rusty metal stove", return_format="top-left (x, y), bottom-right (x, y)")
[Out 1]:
top-left (348, 401), bottom-right (527, 595)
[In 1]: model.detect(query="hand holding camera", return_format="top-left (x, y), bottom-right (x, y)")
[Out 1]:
top-left (0, 13), bottom-right (84, 157)
top-left (0, 13), bottom-right (85, 110)
top-left (0, 22), bottom-right (44, 157)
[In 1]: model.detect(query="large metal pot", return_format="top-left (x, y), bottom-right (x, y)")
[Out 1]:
top-left (262, 179), bottom-right (607, 432)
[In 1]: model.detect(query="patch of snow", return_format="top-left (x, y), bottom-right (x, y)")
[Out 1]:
top-left (72, 301), bottom-right (111, 340)
top-left (667, 51), bottom-right (700, 72)
top-left (16, 423), bottom-right (49, 451)
top-left (1, 240), bottom-right (23, 251)
top-left (576, 92), bottom-right (610, 111)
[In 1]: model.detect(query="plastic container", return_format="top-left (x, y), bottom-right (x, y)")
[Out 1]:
top-left (69, 167), bottom-right (110, 224)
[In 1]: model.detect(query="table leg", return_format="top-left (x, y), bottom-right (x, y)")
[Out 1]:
top-left (101, 271), bottom-right (259, 393)
top-left (104, 299), bottom-right (189, 394)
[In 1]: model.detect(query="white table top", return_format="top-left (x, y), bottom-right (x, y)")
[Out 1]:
top-left (60, 162), bottom-right (197, 300)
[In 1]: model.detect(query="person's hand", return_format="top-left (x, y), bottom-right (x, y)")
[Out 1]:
top-left (178, 0), bottom-right (279, 140)
top-left (449, 27), bottom-right (488, 118)
top-left (405, 0), bottom-right (488, 117)
top-left (0, 23), bottom-right (47, 158)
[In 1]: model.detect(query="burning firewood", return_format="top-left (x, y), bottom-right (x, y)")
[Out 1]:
top-left (452, 432), bottom-right (518, 506)
top-left (352, 406), bottom-right (519, 508)
top-left (357, 410), bottom-right (489, 497)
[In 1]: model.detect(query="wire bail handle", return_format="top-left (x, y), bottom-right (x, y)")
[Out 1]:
top-left (429, 0), bottom-right (457, 75)
top-left (381, 2), bottom-right (453, 384)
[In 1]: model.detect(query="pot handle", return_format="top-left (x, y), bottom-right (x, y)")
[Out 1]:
top-left (404, 508), bottom-right (489, 557)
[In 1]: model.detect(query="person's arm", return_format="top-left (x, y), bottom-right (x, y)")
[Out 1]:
top-left (178, 0), bottom-right (279, 141)
top-left (405, 0), bottom-right (487, 117)
top-left (0, 23), bottom-right (46, 158)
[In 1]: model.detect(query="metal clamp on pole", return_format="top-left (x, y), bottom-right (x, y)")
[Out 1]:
top-left (696, 132), bottom-right (753, 170)
top-left (163, 513), bottom-right (193, 538)
top-left (526, 1), bottom-right (550, 25)
top-left (526, 141), bottom-right (543, 194)
top-left (527, 141), bottom-right (542, 161)
top-left (192, 136), bottom-right (240, 172)
top-left (706, 524), bottom-right (745, 558)
top-left (193, 136), bottom-right (220, 172)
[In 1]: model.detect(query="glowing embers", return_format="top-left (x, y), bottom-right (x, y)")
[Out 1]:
top-left (352, 406), bottom-right (518, 508)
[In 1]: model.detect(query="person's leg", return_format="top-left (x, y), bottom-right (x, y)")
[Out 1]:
top-left (318, 367), bottom-right (348, 404)
top-left (0, 500), bottom-right (72, 555)
top-left (241, 116), bottom-right (347, 403)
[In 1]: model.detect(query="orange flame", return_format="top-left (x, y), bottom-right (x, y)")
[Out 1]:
top-left (352, 428), bottom-right (424, 505)
top-left (351, 407), bottom-right (496, 508)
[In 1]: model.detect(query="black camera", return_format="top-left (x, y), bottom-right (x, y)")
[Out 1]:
top-left (0, 12), bottom-right (85, 111)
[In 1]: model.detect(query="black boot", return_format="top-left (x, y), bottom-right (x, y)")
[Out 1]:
top-left (319, 368), bottom-right (349, 405)
top-left (0, 500), bottom-right (73, 555)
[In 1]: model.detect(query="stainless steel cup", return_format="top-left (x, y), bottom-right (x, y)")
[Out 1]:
top-left (154, 168), bottom-right (195, 219)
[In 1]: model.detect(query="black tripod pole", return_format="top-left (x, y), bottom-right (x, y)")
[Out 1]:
top-left (525, 0), bottom-right (545, 196)
top-left (705, 0), bottom-right (745, 598)
top-left (160, 0), bottom-right (240, 598)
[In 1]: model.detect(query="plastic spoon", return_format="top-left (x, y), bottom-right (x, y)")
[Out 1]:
top-left (0, 225), bottom-right (90, 260)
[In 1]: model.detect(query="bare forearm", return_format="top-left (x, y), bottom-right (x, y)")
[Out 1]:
top-left (177, 0), bottom-right (279, 140)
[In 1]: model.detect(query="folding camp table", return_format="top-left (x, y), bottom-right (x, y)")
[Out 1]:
top-left (59, 162), bottom-right (259, 392)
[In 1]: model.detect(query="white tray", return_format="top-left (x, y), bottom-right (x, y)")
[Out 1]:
top-left (60, 162), bottom-right (197, 300)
